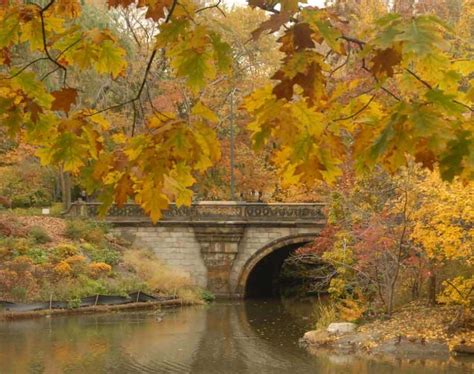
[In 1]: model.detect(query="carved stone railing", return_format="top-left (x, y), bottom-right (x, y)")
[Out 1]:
top-left (67, 201), bottom-right (326, 225)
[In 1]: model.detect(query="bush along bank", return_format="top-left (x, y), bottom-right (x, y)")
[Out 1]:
top-left (0, 213), bottom-right (211, 315)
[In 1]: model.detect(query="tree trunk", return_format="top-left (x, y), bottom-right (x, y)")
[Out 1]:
top-left (428, 272), bottom-right (437, 305)
top-left (387, 277), bottom-right (397, 316)
top-left (60, 170), bottom-right (72, 212)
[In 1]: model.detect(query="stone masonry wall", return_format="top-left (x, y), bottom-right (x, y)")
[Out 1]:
top-left (113, 226), bottom-right (207, 288)
top-left (114, 225), bottom-right (319, 296)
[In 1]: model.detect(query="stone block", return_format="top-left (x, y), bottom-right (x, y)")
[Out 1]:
top-left (327, 323), bottom-right (357, 334)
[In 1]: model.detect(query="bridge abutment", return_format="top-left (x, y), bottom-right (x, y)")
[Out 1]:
top-left (194, 225), bottom-right (244, 297)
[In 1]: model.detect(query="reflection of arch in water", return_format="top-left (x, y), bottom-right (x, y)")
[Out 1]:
top-left (236, 234), bottom-right (318, 298)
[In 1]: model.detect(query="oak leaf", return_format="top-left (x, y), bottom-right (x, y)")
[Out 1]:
top-left (115, 174), bottom-right (133, 206)
top-left (369, 47), bottom-right (402, 78)
top-left (251, 12), bottom-right (291, 41)
top-left (51, 88), bottom-right (78, 114)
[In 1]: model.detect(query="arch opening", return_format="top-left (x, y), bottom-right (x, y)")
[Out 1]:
top-left (245, 242), bottom-right (304, 298)
top-left (239, 234), bottom-right (329, 299)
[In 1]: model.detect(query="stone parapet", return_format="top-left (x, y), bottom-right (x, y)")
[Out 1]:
top-left (67, 201), bottom-right (326, 226)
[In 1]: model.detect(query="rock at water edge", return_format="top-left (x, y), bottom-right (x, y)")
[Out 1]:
top-left (327, 322), bottom-right (356, 334)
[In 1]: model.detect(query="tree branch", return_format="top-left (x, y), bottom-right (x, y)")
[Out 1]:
top-left (329, 48), bottom-right (351, 77)
top-left (86, 0), bottom-right (178, 118)
top-left (5, 37), bottom-right (82, 81)
top-left (40, 66), bottom-right (60, 81)
top-left (37, 0), bottom-right (68, 86)
top-left (333, 95), bottom-right (376, 122)
top-left (405, 68), bottom-right (473, 112)
top-left (196, 0), bottom-right (225, 17)
top-left (340, 35), bottom-right (366, 48)
top-left (6, 57), bottom-right (49, 79)
top-left (445, 279), bottom-right (473, 301)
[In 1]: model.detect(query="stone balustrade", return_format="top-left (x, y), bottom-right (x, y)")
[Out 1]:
top-left (67, 201), bottom-right (326, 225)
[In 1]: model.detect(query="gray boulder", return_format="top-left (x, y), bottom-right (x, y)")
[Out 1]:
top-left (327, 322), bottom-right (357, 334)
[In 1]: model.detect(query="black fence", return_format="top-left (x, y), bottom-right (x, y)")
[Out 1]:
top-left (0, 292), bottom-right (175, 313)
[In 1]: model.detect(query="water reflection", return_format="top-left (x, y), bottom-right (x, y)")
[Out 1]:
top-left (0, 301), bottom-right (471, 373)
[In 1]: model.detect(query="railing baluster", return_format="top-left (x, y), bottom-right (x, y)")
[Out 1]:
top-left (68, 202), bottom-right (325, 222)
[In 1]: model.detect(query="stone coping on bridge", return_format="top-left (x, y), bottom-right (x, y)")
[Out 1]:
top-left (67, 201), bottom-right (326, 226)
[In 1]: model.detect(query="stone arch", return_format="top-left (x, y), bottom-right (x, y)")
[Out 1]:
top-left (235, 233), bottom-right (319, 298)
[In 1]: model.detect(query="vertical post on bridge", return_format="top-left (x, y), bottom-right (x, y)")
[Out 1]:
top-left (229, 88), bottom-right (236, 201)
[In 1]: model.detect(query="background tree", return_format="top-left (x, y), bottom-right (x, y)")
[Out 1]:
top-left (0, 0), bottom-right (472, 222)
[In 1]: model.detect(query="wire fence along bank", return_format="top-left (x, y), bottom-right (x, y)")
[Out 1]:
top-left (0, 292), bottom-right (176, 313)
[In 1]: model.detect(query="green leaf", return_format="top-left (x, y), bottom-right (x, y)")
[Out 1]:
top-left (409, 105), bottom-right (442, 137)
top-left (173, 48), bottom-right (215, 93)
top-left (314, 19), bottom-right (344, 54)
top-left (396, 17), bottom-right (448, 56)
top-left (192, 101), bottom-right (218, 123)
top-left (70, 41), bottom-right (98, 70)
top-left (439, 130), bottom-right (472, 181)
top-left (210, 32), bottom-right (232, 73)
top-left (40, 132), bottom-right (88, 173)
top-left (95, 39), bottom-right (127, 78)
top-left (425, 89), bottom-right (463, 114)
top-left (155, 19), bottom-right (189, 48)
top-left (11, 72), bottom-right (53, 107)
top-left (369, 113), bottom-right (401, 162)
top-left (0, 11), bottom-right (20, 48)
top-left (19, 17), bottom-right (43, 51)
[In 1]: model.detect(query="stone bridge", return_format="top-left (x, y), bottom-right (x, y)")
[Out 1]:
top-left (69, 202), bottom-right (325, 298)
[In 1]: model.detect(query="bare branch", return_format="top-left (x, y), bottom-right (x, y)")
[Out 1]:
top-left (196, 0), bottom-right (226, 17)
top-left (123, 8), bottom-right (142, 48)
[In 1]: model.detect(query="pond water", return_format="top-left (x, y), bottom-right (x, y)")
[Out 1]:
top-left (0, 300), bottom-right (471, 374)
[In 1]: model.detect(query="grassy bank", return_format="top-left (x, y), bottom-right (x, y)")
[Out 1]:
top-left (0, 211), bottom-right (210, 308)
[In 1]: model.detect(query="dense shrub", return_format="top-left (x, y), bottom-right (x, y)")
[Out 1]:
top-left (200, 289), bottom-right (215, 303)
top-left (6, 237), bottom-right (32, 257)
top-left (81, 243), bottom-right (120, 265)
top-left (65, 219), bottom-right (109, 244)
top-left (64, 255), bottom-right (88, 277)
top-left (29, 226), bottom-right (52, 244)
top-left (0, 214), bottom-right (27, 237)
top-left (88, 262), bottom-right (112, 279)
top-left (49, 244), bottom-right (80, 262)
top-left (0, 257), bottom-right (41, 302)
top-left (25, 248), bottom-right (49, 264)
top-left (0, 160), bottom-right (54, 208)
